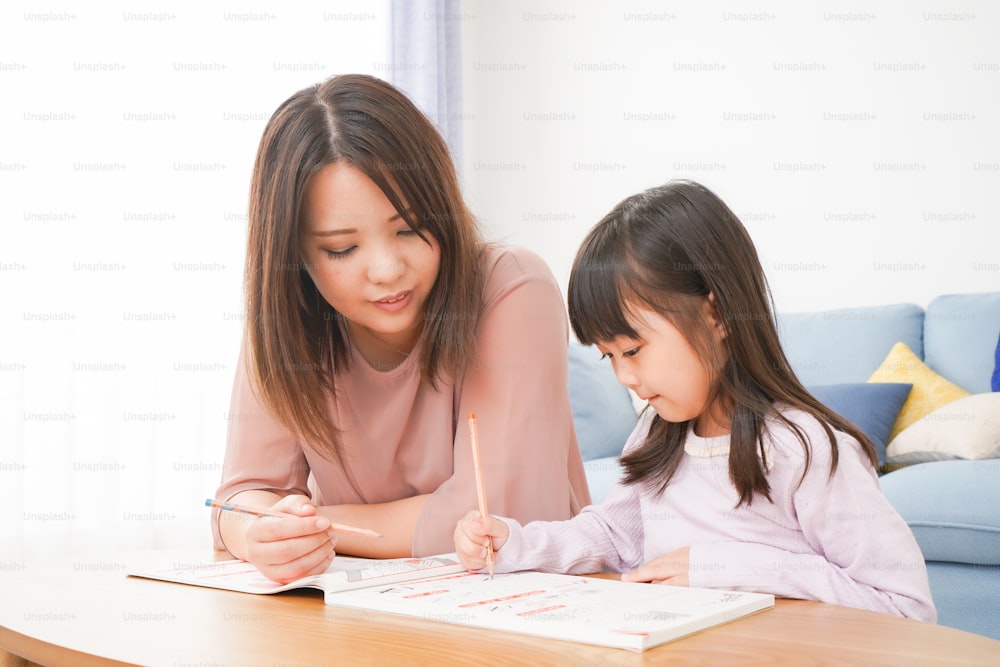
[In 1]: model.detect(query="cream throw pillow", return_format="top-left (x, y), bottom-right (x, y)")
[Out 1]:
top-left (885, 393), bottom-right (1000, 465)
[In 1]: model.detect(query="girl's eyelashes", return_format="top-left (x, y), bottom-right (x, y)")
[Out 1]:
top-left (599, 345), bottom-right (641, 361)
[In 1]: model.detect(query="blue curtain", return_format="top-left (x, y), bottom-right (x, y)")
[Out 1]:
top-left (389, 0), bottom-right (464, 172)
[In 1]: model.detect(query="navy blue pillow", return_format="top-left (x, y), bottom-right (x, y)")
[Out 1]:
top-left (808, 383), bottom-right (913, 468)
top-left (992, 330), bottom-right (999, 392)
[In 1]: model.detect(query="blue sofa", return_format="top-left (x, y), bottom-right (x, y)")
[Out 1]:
top-left (568, 291), bottom-right (1000, 640)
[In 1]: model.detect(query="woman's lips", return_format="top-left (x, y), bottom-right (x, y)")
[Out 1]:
top-left (373, 290), bottom-right (411, 312)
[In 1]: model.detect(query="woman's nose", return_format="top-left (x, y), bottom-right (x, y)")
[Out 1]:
top-left (367, 248), bottom-right (405, 284)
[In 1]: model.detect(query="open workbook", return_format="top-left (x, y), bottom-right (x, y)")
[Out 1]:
top-left (127, 554), bottom-right (466, 596)
top-left (128, 555), bottom-right (773, 652)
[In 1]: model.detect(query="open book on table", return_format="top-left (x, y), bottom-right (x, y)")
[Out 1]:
top-left (326, 569), bottom-right (774, 652)
top-left (128, 555), bottom-right (774, 652)
top-left (127, 553), bottom-right (466, 596)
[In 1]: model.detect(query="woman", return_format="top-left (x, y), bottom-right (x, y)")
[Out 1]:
top-left (214, 74), bottom-right (590, 583)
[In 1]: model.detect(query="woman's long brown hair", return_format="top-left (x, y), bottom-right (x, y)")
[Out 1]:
top-left (567, 180), bottom-right (878, 506)
top-left (244, 74), bottom-right (483, 459)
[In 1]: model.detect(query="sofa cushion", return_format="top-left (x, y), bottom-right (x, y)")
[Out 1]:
top-left (885, 393), bottom-right (1000, 465)
top-left (777, 303), bottom-right (924, 386)
top-left (924, 292), bottom-right (1000, 394)
top-left (880, 460), bottom-right (1000, 565)
top-left (808, 382), bottom-right (912, 467)
top-left (583, 456), bottom-right (625, 505)
top-left (924, 561), bottom-right (1000, 641)
top-left (868, 342), bottom-right (969, 441)
top-left (568, 342), bottom-right (637, 461)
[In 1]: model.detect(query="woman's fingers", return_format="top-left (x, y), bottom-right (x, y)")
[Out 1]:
top-left (244, 498), bottom-right (337, 583)
top-left (257, 536), bottom-right (337, 584)
top-left (270, 494), bottom-right (318, 516)
top-left (251, 513), bottom-right (332, 543)
top-left (249, 529), bottom-right (337, 583)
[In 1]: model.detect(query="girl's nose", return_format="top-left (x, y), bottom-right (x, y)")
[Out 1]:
top-left (613, 364), bottom-right (639, 392)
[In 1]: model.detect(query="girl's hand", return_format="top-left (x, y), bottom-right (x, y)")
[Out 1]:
top-left (454, 510), bottom-right (510, 571)
top-left (243, 494), bottom-right (337, 584)
top-left (621, 547), bottom-right (690, 586)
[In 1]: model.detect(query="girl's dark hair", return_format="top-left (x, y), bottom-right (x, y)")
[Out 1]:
top-left (567, 180), bottom-right (878, 505)
top-left (244, 74), bottom-right (483, 459)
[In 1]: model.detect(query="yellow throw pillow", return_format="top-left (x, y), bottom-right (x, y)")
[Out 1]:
top-left (868, 342), bottom-right (970, 442)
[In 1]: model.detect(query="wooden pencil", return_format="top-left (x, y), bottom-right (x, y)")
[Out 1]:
top-left (467, 413), bottom-right (494, 578)
top-left (205, 498), bottom-right (383, 538)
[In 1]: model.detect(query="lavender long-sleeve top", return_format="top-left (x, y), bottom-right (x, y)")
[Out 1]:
top-left (494, 408), bottom-right (937, 622)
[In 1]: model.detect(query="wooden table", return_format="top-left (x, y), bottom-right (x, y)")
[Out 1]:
top-left (1, 550), bottom-right (998, 666)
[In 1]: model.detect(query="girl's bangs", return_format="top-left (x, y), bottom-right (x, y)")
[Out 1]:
top-left (569, 245), bottom-right (644, 345)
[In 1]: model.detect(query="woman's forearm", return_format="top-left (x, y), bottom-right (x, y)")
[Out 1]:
top-left (318, 494), bottom-right (429, 558)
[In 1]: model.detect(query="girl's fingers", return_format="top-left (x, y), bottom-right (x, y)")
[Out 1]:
top-left (454, 517), bottom-right (491, 570)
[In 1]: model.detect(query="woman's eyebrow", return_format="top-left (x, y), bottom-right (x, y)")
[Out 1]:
top-left (312, 208), bottom-right (414, 236)
top-left (312, 227), bottom-right (356, 237)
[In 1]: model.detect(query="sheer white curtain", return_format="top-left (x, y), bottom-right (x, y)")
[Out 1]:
top-left (0, 2), bottom-right (399, 560)
top-left (388, 0), bottom-right (465, 170)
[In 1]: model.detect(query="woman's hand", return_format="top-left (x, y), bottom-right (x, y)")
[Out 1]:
top-left (621, 547), bottom-right (690, 586)
top-left (454, 510), bottom-right (510, 572)
top-left (243, 494), bottom-right (338, 584)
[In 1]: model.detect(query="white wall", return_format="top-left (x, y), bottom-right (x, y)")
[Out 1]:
top-left (2, 0), bottom-right (998, 560)
top-left (460, 0), bottom-right (1000, 313)
top-left (0, 2), bottom-right (389, 558)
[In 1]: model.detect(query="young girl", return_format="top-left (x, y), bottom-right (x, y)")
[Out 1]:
top-left (455, 180), bottom-right (936, 622)
top-left (215, 74), bottom-right (590, 583)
